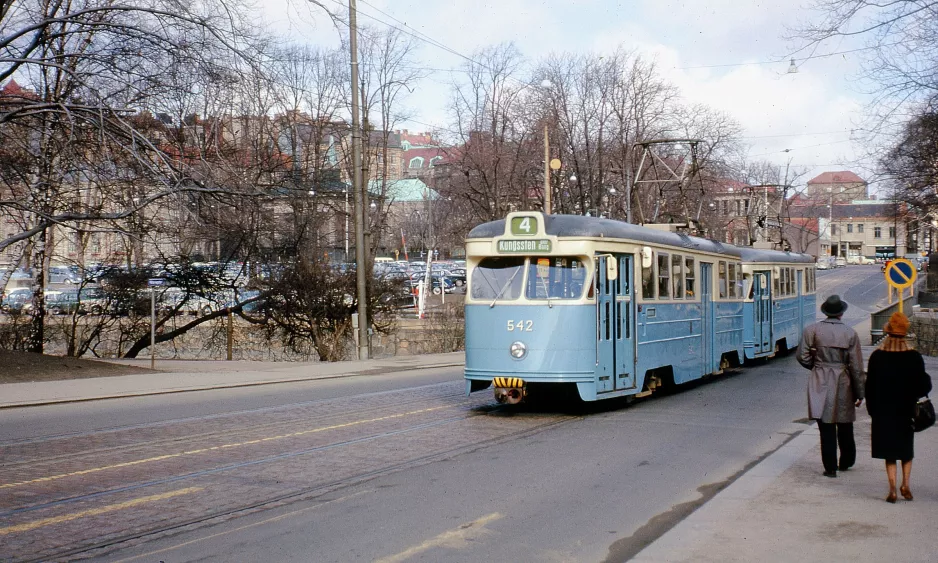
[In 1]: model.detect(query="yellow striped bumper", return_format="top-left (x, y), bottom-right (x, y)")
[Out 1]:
top-left (493, 377), bottom-right (525, 388)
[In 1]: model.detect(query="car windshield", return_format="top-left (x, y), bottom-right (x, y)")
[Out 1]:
top-left (470, 257), bottom-right (525, 302)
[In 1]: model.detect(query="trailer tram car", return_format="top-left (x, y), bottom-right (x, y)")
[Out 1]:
top-left (464, 211), bottom-right (816, 403)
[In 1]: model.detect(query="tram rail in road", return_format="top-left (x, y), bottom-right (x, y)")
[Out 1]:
top-left (0, 383), bottom-right (576, 563)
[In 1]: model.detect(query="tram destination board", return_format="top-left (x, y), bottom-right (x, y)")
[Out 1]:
top-left (497, 239), bottom-right (552, 253)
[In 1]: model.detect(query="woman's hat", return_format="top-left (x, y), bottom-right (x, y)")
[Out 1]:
top-left (820, 295), bottom-right (848, 316)
top-left (884, 311), bottom-right (910, 336)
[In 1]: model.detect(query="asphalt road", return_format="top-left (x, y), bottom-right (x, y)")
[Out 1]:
top-left (0, 268), bottom-right (890, 563)
top-left (815, 264), bottom-right (892, 339)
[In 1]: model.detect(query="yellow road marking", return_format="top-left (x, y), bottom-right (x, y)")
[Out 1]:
top-left (0, 487), bottom-right (201, 535)
top-left (0, 406), bottom-right (447, 490)
top-left (374, 513), bottom-right (503, 563)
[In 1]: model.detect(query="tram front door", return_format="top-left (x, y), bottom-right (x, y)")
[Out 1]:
top-left (752, 272), bottom-right (772, 355)
top-left (596, 254), bottom-right (635, 392)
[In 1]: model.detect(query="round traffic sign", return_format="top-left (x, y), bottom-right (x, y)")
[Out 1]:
top-left (885, 258), bottom-right (917, 289)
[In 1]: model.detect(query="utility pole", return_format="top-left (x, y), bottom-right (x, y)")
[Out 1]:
top-left (543, 124), bottom-right (551, 214)
top-left (348, 0), bottom-right (369, 360)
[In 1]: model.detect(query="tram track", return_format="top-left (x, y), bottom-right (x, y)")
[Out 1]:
top-left (0, 383), bottom-right (468, 468)
top-left (0, 381), bottom-right (466, 450)
top-left (0, 387), bottom-right (580, 563)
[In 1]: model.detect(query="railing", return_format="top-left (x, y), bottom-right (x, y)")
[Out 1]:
top-left (870, 295), bottom-right (916, 344)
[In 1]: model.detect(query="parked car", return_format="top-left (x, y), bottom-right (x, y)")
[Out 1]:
top-left (846, 255), bottom-right (875, 265)
top-left (834, 257), bottom-right (847, 268)
top-left (816, 258), bottom-right (831, 271)
top-left (1, 287), bottom-right (34, 313)
top-left (48, 265), bottom-right (82, 284)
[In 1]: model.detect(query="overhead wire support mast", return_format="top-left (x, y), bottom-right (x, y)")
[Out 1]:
top-left (349, 0), bottom-right (369, 360)
top-left (631, 139), bottom-right (703, 230)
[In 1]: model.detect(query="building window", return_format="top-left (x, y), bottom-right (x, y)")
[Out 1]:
top-left (889, 226), bottom-right (896, 238)
top-left (874, 227), bottom-right (882, 239)
top-left (429, 156), bottom-right (442, 168)
top-left (721, 201), bottom-right (728, 216)
top-left (401, 141), bottom-right (411, 151)
top-left (831, 224), bottom-right (837, 235)
top-left (858, 224), bottom-right (864, 233)
top-left (847, 224), bottom-right (853, 233)
top-left (408, 157), bottom-right (424, 169)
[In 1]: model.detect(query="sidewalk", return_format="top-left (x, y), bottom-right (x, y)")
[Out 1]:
top-left (0, 352), bottom-right (465, 409)
top-left (635, 346), bottom-right (938, 563)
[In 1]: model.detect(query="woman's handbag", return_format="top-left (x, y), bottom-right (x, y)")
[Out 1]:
top-left (913, 396), bottom-right (936, 432)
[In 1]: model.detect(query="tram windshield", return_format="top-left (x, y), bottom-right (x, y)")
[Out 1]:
top-left (470, 257), bottom-right (525, 301)
top-left (525, 256), bottom-right (587, 300)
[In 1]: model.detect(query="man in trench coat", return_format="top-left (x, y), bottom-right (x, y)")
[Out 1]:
top-left (796, 294), bottom-right (865, 477)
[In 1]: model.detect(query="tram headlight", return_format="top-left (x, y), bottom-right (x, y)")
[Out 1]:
top-left (509, 341), bottom-right (527, 359)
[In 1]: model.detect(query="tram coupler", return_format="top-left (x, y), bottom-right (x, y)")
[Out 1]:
top-left (493, 377), bottom-right (526, 404)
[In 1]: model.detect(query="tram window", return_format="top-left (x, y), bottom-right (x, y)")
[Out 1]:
top-left (728, 263), bottom-right (737, 298)
top-left (718, 261), bottom-right (727, 298)
top-left (672, 254), bottom-right (683, 299)
top-left (524, 256), bottom-right (587, 300)
top-left (785, 268), bottom-right (792, 296)
top-left (685, 257), bottom-right (695, 298)
top-left (642, 256), bottom-right (656, 299)
top-left (657, 253), bottom-right (670, 299)
top-left (469, 256), bottom-right (525, 301)
top-left (773, 271), bottom-right (779, 296)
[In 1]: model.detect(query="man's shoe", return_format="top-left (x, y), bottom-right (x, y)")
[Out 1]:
top-left (838, 463), bottom-right (853, 471)
top-left (823, 470), bottom-right (837, 478)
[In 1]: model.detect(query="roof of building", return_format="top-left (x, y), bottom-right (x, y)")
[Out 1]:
top-left (403, 147), bottom-right (448, 169)
top-left (368, 178), bottom-right (439, 202)
top-left (397, 130), bottom-right (439, 149)
top-left (806, 171), bottom-right (866, 185)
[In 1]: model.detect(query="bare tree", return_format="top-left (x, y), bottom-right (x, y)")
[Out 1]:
top-left (0, 0), bottom-right (262, 351)
top-left (446, 43), bottom-right (535, 222)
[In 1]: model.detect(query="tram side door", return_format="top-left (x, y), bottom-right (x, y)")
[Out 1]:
top-left (595, 255), bottom-right (635, 392)
top-left (700, 263), bottom-right (715, 375)
top-left (797, 270), bottom-right (804, 328)
top-left (614, 255), bottom-right (635, 390)
top-left (595, 255), bottom-right (616, 393)
top-left (753, 272), bottom-right (772, 354)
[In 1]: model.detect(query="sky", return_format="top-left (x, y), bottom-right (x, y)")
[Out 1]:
top-left (262, 0), bottom-right (878, 193)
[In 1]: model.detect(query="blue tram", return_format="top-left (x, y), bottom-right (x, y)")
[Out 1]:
top-left (464, 212), bottom-right (816, 403)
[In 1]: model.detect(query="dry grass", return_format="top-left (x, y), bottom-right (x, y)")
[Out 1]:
top-left (0, 350), bottom-right (151, 383)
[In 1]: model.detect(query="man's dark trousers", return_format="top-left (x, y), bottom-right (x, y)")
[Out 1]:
top-left (817, 421), bottom-right (856, 472)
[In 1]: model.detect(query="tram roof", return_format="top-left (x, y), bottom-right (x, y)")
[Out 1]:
top-left (736, 247), bottom-right (815, 264)
top-left (467, 214), bottom-right (742, 257)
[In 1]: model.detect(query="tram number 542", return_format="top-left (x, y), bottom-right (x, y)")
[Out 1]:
top-left (507, 320), bottom-right (533, 332)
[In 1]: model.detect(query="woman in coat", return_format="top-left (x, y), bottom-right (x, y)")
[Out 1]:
top-left (866, 312), bottom-right (933, 503)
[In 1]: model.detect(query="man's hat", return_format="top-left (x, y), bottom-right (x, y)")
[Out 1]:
top-left (820, 295), bottom-right (848, 316)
